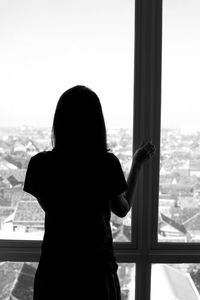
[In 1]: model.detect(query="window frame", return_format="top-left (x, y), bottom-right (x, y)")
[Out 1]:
top-left (132, 0), bottom-right (200, 300)
top-left (1, 1), bottom-right (200, 300)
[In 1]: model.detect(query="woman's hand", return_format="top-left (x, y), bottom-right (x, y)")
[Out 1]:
top-left (133, 141), bottom-right (156, 168)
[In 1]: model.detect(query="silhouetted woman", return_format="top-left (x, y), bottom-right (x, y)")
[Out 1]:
top-left (23, 85), bottom-right (155, 300)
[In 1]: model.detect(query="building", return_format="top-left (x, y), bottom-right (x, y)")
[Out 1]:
top-left (13, 201), bottom-right (44, 233)
top-left (190, 160), bottom-right (200, 178)
top-left (2, 201), bottom-right (44, 235)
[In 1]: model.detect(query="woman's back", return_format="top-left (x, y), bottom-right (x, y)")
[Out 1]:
top-left (24, 150), bottom-right (126, 271)
top-left (23, 85), bottom-right (129, 299)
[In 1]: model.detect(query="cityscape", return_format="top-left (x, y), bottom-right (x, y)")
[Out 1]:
top-left (0, 126), bottom-right (200, 299)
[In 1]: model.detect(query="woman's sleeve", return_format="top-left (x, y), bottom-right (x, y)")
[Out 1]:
top-left (23, 154), bottom-right (42, 199)
top-left (108, 153), bottom-right (128, 196)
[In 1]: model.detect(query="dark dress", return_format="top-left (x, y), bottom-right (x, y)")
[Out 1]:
top-left (23, 150), bottom-right (127, 300)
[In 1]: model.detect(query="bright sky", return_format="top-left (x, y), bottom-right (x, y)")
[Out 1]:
top-left (0, 0), bottom-right (134, 129)
top-left (1, 0), bottom-right (200, 131)
top-left (162, 0), bottom-right (200, 131)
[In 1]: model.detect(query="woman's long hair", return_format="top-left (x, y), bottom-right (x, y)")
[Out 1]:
top-left (51, 85), bottom-right (109, 156)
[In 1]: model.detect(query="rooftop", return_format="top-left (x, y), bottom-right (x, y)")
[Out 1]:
top-left (13, 201), bottom-right (44, 225)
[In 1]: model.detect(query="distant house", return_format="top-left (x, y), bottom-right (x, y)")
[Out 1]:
top-left (0, 160), bottom-right (17, 171)
top-left (0, 208), bottom-right (15, 231)
top-left (13, 200), bottom-right (44, 233)
top-left (10, 189), bottom-right (35, 207)
top-left (8, 189), bottom-right (24, 207)
top-left (158, 213), bottom-right (190, 242)
top-left (0, 180), bottom-right (10, 189)
top-left (5, 169), bottom-right (26, 183)
top-left (0, 192), bottom-right (12, 206)
top-left (2, 200), bottom-right (44, 234)
top-left (25, 141), bottom-right (38, 155)
top-left (2, 212), bottom-right (15, 232)
top-left (160, 165), bottom-right (171, 176)
top-left (0, 140), bottom-right (10, 154)
top-left (193, 187), bottom-right (200, 198)
top-left (0, 169), bottom-right (26, 190)
top-left (190, 160), bottom-right (200, 177)
top-left (7, 175), bottom-right (23, 187)
top-left (160, 183), bottom-right (193, 195)
top-left (159, 198), bottom-right (176, 216)
top-left (13, 142), bottom-right (26, 153)
top-left (4, 155), bottom-right (23, 168)
top-left (183, 212), bottom-right (200, 242)
top-left (3, 187), bottom-right (22, 205)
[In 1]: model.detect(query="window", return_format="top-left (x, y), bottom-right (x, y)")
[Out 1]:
top-left (0, 0), bottom-right (134, 243)
top-left (159, 0), bottom-right (200, 244)
top-left (1, 0), bottom-right (200, 299)
top-left (150, 1), bottom-right (200, 300)
top-left (0, 0), bottom-right (134, 299)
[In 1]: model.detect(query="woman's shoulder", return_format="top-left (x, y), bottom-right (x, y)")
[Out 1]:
top-left (29, 151), bottom-right (53, 165)
top-left (103, 151), bottom-right (123, 172)
top-left (105, 151), bottom-right (125, 173)
top-left (105, 151), bottom-right (120, 164)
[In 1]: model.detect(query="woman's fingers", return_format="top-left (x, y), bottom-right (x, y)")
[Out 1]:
top-left (140, 142), bottom-right (156, 161)
top-left (139, 141), bottom-right (146, 148)
top-left (144, 142), bottom-right (155, 151)
top-left (134, 141), bottom-right (156, 166)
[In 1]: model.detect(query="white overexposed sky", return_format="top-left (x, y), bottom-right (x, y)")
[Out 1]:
top-left (0, 0), bottom-right (134, 129)
top-left (161, 0), bottom-right (200, 131)
top-left (1, 0), bottom-right (200, 131)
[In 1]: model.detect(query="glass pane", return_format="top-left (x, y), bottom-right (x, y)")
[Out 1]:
top-left (110, 129), bottom-right (132, 242)
top-left (118, 263), bottom-right (135, 300)
top-left (158, 0), bottom-right (200, 242)
top-left (151, 264), bottom-right (200, 300)
top-left (0, 0), bottom-right (134, 240)
top-left (0, 262), bottom-right (134, 300)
